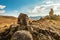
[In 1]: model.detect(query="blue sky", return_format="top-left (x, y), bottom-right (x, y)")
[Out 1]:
top-left (0, 0), bottom-right (60, 17)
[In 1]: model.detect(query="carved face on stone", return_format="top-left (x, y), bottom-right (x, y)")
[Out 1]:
top-left (17, 13), bottom-right (29, 26)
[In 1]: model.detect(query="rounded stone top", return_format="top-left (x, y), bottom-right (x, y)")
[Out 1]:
top-left (11, 30), bottom-right (33, 40)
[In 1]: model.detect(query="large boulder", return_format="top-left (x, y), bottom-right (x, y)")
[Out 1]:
top-left (17, 13), bottom-right (28, 26)
top-left (11, 30), bottom-right (33, 40)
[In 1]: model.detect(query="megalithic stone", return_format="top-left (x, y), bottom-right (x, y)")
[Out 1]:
top-left (49, 8), bottom-right (54, 17)
top-left (17, 13), bottom-right (28, 26)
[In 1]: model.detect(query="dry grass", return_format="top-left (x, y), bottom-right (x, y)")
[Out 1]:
top-left (0, 16), bottom-right (17, 32)
top-left (0, 16), bottom-right (17, 26)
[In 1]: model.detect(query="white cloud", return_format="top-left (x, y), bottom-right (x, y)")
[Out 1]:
top-left (0, 5), bottom-right (6, 14)
top-left (0, 10), bottom-right (5, 14)
top-left (19, 0), bottom-right (60, 16)
top-left (46, 1), bottom-right (53, 4)
top-left (14, 10), bottom-right (19, 13)
top-left (32, 6), bottom-right (40, 13)
top-left (0, 5), bottom-right (6, 9)
top-left (30, 0), bottom-right (60, 16)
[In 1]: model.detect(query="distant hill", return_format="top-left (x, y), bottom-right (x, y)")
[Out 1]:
top-left (0, 15), bottom-right (42, 26)
top-left (0, 15), bottom-right (17, 27)
top-left (29, 16), bottom-right (42, 20)
top-left (0, 15), bottom-right (42, 27)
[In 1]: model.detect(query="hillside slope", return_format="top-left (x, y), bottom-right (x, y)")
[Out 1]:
top-left (0, 16), bottom-right (17, 27)
top-left (0, 13), bottom-right (60, 40)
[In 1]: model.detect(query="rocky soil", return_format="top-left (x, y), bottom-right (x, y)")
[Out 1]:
top-left (0, 13), bottom-right (60, 40)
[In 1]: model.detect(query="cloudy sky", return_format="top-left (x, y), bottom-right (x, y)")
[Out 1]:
top-left (0, 0), bottom-right (60, 17)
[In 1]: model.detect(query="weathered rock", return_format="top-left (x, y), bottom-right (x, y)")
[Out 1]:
top-left (49, 8), bottom-right (54, 17)
top-left (11, 30), bottom-right (33, 40)
top-left (0, 24), bottom-right (18, 40)
top-left (17, 13), bottom-right (28, 26)
top-left (32, 28), bottom-right (60, 40)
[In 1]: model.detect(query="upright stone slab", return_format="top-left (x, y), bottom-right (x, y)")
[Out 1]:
top-left (17, 13), bottom-right (28, 26)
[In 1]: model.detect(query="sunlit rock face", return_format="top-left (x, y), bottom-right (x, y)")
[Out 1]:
top-left (17, 13), bottom-right (29, 26)
top-left (11, 30), bottom-right (33, 40)
top-left (49, 8), bottom-right (54, 17)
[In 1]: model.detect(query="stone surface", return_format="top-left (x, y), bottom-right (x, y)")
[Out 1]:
top-left (11, 30), bottom-right (33, 40)
top-left (17, 13), bottom-right (28, 26)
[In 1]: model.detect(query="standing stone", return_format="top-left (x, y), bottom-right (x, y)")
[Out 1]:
top-left (17, 13), bottom-right (28, 26)
top-left (49, 8), bottom-right (54, 17)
